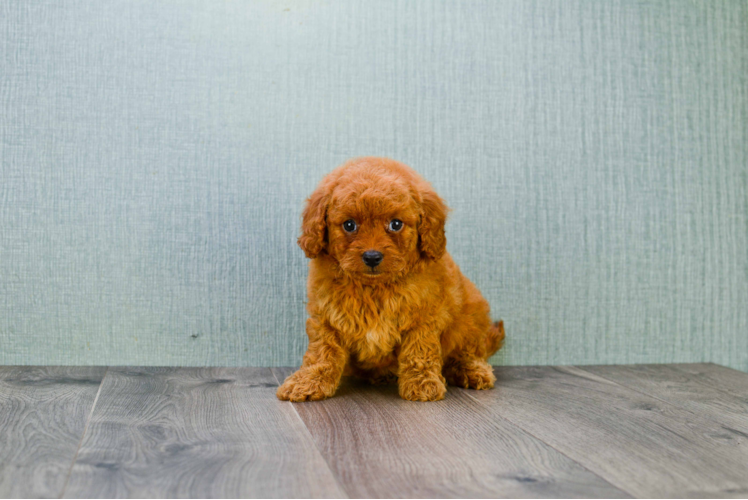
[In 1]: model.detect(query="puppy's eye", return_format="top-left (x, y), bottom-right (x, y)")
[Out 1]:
top-left (342, 219), bottom-right (357, 233)
top-left (388, 219), bottom-right (404, 232)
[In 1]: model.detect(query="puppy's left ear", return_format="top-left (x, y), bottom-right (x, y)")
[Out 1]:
top-left (418, 188), bottom-right (449, 260)
top-left (298, 181), bottom-right (332, 259)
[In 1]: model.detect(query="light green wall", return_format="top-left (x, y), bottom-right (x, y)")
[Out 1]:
top-left (1, 0), bottom-right (746, 370)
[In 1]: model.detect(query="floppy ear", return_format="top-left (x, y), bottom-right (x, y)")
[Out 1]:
top-left (418, 188), bottom-right (449, 260)
top-left (298, 182), bottom-right (332, 259)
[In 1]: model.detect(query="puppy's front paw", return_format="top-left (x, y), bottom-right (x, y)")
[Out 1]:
top-left (276, 371), bottom-right (336, 402)
top-left (399, 375), bottom-right (447, 402)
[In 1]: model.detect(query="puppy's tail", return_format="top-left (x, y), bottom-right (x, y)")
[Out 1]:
top-left (486, 320), bottom-right (505, 357)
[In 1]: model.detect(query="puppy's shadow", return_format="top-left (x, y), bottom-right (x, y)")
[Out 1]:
top-left (335, 376), bottom-right (459, 406)
top-left (334, 375), bottom-right (400, 399)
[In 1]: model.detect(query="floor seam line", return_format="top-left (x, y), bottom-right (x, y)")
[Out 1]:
top-left (457, 383), bottom-right (639, 498)
top-left (59, 366), bottom-right (108, 499)
top-left (270, 368), bottom-right (351, 499)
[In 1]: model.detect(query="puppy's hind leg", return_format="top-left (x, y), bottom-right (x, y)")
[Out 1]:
top-left (443, 353), bottom-right (496, 390)
top-left (443, 317), bottom-right (503, 389)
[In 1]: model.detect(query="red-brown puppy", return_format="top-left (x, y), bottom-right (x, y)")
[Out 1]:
top-left (277, 157), bottom-right (504, 402)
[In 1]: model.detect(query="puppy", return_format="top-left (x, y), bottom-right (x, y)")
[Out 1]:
top-left (277, 157), bottom-right (504, 402)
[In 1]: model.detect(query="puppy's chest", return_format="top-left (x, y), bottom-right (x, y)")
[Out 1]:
top-left (329, 292), bottom-right (408, 363)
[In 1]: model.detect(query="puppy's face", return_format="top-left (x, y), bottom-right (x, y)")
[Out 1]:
top-left (298, 158), bottom-right (448, 282)
top-left (325, 180), bottom-right (420, 280)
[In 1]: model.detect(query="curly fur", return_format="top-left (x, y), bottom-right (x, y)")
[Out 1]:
top-left (277, 157), bottom-right (504, 402)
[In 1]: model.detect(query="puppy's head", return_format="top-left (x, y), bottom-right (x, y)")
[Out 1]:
top-left (298, 157), bottom-right (449, 281)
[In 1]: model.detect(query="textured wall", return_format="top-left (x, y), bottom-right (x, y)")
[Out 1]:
top-left (1, 0), bottom-right (746, 370)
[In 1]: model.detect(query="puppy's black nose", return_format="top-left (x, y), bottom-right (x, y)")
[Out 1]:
top-left (362, 250), bottom-right (384, 268)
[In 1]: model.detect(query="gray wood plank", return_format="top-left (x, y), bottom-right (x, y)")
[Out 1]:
top-left (672, 363), bottom-right (748, 399)
top-left (462, 365), bottom-right (748, 498)
top-left (63, 367), bottom-right (345, 498)
top-left (273, 367), bottom-right (628, 499)
top-left (0, 366), bottom-right (106, 498)
top-left (579, 364), bottom-right (748, 436)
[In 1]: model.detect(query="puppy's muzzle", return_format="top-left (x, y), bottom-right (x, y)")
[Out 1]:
top-left (362, 250), bottom-right (384, 268)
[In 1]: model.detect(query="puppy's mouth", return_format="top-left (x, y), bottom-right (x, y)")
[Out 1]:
top-left (364, 267), bottom-right (382, 276)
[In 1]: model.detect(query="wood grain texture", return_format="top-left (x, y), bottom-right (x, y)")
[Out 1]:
top-left (580, 364), bottom-right (748, 436)
top-left (671, 363), bottom-right (748, 398)
top-left (0, 366), bottom-right (106, 498)
top-left (462, 365), bottom-right (748, 498)
top-left (273, 367), bottom-right (628, 499)
top-left (63, 367), bottom-right (345, 498)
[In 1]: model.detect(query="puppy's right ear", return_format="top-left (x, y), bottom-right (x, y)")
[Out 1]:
top-left (298, 181), bottom-right (332, 259)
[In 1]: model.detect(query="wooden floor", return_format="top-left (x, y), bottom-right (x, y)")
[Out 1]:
top-left (1, 364), bottom-right (747, 498)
